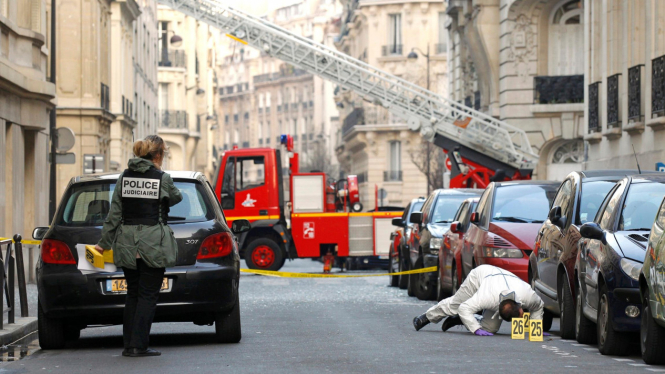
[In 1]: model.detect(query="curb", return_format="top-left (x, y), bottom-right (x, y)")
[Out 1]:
top-left (0, 317), bottom-right (38, 346)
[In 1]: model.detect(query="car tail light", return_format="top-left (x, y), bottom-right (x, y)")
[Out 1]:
top-left (197, 232), bottom-right (234, 259)
top-left (41, 239), bottom-right (76, 264)
top-left (480, 233), bottom-right (523, 258)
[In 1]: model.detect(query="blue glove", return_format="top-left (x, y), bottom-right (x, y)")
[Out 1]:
top-left (544, 332), bottom-right (552, 337)
top-left (474, 329), bottom-right (494, 336)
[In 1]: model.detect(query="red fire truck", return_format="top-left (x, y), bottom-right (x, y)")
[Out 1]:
top-left (213, 135), bottom-right (401, 271)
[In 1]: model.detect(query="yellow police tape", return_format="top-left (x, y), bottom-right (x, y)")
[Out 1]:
top-left (240, 265), bottom-right (437, 278)
top-left (0, 238), bottom-right (41, 246)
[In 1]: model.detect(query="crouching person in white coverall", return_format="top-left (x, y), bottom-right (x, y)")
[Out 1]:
top-left (412, 265), bottom-right (545, 336)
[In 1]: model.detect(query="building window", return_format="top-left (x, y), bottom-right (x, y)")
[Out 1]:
top-left (159, 83), bottom-right (169, 110)
top-left (548, 0), bottom-right (583, 75)
top-left (386, 141), bottom-right (402, 181)
top-left (437, 12), bottom-right (447, 55)
top-left (387, 14), bottom-right (402, 55)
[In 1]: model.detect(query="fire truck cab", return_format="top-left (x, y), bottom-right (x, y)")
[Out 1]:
top-left (213, 137), bottom-right (402, 271)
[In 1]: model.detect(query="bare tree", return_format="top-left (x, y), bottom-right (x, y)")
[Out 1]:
top-left (409, 139), bottom-right (446, 193)
top-left (301, 141), bottom-right (339, 179)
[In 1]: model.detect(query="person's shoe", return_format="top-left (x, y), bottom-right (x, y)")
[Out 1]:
top-left (441, 316), bottom-right (463, 332)
top-left (413, 314), bottom-right (430, 331)
top-left (122, 348), bottom-right (130, 357)
top-left (125, 348), bottom-right (161, 357)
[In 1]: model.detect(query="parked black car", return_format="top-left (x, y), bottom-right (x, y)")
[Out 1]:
top-left (389, 197), bottom-right (425, 290)
top-left (530, 170), bottom-right (651, 339)
top-left (576, 175), bottom-right (665, 355)
top-left (34, 171), bottom-right (249, 349)
top-left (408, 189), bottom-right (482, 300)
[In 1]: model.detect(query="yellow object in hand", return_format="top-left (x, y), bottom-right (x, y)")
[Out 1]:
top-left (85, 246), bottom-right (114, 269)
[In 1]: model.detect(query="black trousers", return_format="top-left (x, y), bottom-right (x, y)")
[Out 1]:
top-left (123, 259), bottom-right (165, 350)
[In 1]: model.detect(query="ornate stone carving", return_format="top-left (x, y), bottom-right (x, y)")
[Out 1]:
top-left (508, 14), bottom-right (536, 82)
top-left (551, 140), bottom-right (584, 164)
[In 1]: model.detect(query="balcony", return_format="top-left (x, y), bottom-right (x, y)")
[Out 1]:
top-left (159, 49), bottom-right (186, 68)
top-left (384, 170), bottom-right (403, 182)
top-left (652, 55), bottom-right (665, 118)
top-left (533, 75), bottom-right (584, 104)
top-left (342, 108), bottom-right (365, 136)
top-left (381, 45), bottom-right (403, 56)
top-left (252, 69), bottom-right (309, 85)
top-left (160, 110), bottom-right (188, 129)
top-left (588, 82), bottom-right (600, 134)
top-left (628, 65), bottom-right (644, 122)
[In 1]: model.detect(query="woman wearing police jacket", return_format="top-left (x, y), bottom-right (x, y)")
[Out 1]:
top-left (95, 135), bottom-right (182, 358)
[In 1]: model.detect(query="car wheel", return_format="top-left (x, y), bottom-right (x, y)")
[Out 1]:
top-left (543, 310), bottom-right (554, 332)
top-left (38, 301), bottom-right (66, 349)
top-left (414, 258), bottom-right (436, 301)
top-left (597, 284), bottom-right (628, 356)
top-left (389, 251), bottom-right (399, 287)
top-left (215, 287), bottom-right (241, 343)
top-left (575, 282), bottom-right (596, 344)
top-left (398, 256), bottom-right (409, 290)
top-left (559, 275), bottom-right (576, 339)
top-left (64, 327), bottom-right (81, 342)
top-left (641, 294), bottom-right (665, 364)
top-left (245, 239), bottom-right (284, 271)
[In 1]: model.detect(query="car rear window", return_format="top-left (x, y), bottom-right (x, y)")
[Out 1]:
top-left (491, 185), bottom-right (557, 224)
top-left (57, 179), bottom-right (214, 226)
top-left (432, 195), bottom-right (473, 224)
top-left (579, 181), bottom-right (617, 224)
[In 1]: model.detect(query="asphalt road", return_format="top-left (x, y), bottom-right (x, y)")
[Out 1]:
top-left (0, 259), bottom-right (661, 373)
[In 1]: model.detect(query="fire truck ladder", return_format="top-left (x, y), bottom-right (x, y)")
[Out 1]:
top-left (157, 0), bottom-right (539, 176)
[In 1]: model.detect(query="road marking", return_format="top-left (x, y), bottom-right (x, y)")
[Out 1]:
top-left (613, 358), bottom-right (634, 362)
top-left (583, 348), bottom-right (596, 351)
top-left (646, 369), bottom-right (665, 372)
top-left (628, 364), bottom-right (648, 366)
top-left (560, 340), bottom-right (575, 343)
top-left (571, 343), bottom-right (588, 346)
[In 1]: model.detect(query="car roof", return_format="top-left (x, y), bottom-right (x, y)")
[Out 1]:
top-left (70, 170), bottom-right (203, 184)
top-left (493, 180), bottom-right (560, 187)
top-left (433, 188), bottom-right (484, 195)
top-left (628, 174), bottom-right (665, 184)
top-left (578, 169), bottom-right (661, 181)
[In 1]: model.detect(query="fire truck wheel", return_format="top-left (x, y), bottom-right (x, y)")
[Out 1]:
top-left (244, 239), bottom-right (285, 271)
top-left (352, 202), bottom-right (363, 212)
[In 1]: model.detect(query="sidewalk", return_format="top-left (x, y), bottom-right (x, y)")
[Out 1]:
top-left (0, 284), bottom-right (38, 346)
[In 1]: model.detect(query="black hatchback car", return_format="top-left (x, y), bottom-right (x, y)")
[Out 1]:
top-left (529, 170), bottom-right (646, 339)
top-left (33, 171), bottom-right (250, 349)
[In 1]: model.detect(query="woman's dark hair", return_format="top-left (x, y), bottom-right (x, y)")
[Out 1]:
top-left (133, 135), bottom-right (166, 160)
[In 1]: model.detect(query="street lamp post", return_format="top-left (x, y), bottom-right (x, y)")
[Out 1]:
top-left (407, 45), bottom-right (432, 195)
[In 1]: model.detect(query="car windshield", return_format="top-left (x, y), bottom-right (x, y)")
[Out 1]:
top-left (57, 180), bottom-right (214, 226)
top-left (411, 201), bottom-right (424, 214)
top-left (579, 181), bottom-right (617, 224)
top-left (619, 182), bottom-right (665, 231)
top-left (432, 195), bottom-right (472, 224)
top-left (491, 185), bottom-right (557, 224)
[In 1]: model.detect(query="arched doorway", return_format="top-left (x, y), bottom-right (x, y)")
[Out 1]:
top-left (548, 0), bottom-right (584, 76)
top-left (546, 139), bottom-right (585, 181)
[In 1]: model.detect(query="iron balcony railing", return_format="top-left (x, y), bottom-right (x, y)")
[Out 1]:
top-left (342, 108), bottom-right (364, 136)
top-left (122, 96), bottom-right (133, 119)
top-left (160, 110), bottom-right (188, 129)
top-left (381, 45), bottom-right (403, 56)
top-left (533, 75), bottom-right (584, 104)
top-left (652, 55), bottom-right (665, 117)
top-left (628, 64), bottom-right (644, 121)
top-left (159, 49), bottom-right (186, 68)
top-left (384, 170), bottom-right (403, 182)
top-left (588, 82), bottom-right (601, 133)
top-left (252, 69), bottom-right (309, 85)
top-left (607, 73), bottom-right (621, 128)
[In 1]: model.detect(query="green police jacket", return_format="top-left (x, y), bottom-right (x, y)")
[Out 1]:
top-left (97, 158), bottom-right (183, 269)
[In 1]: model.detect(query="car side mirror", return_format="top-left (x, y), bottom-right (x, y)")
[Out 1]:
top-left (580, 222), bottom-right (606, 244)
top-left (409, 212), bottom-right (423, 225)
top-left (231, 219), bottom-right (251, 234)
top-left (470, 212), bottom-right (479, 224)
top-left (549, 206), bottom-right (564, 228)
top-left (392, 217), bottom-right (405, 227)
top-left (450, 221), bottom-right (460, 234)
top-left (32, 227), bottom-right (49, 241)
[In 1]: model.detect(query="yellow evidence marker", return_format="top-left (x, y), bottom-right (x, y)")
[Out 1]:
top-left (523, 312), bottom-right (530, 334)
top-left (84, 245), bottom-right (114, 269)
top-left (529, 320), bottom-right (543, 342)
top-left (511, 318), bottom-right (525, 339)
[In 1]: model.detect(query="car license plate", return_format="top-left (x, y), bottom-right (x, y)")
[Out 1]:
top-left (106, 278), bottom-right (168, 293)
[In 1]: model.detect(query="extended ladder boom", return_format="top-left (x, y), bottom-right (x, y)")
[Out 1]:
top-left (159, 0), bottom-right (539, 173)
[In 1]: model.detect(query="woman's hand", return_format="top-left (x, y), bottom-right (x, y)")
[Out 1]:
top-left (94, 245), bottom-right (105, 254)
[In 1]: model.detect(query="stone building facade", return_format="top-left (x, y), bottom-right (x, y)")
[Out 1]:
top-left (0, 0), bottom-right (55, 237)
top-left (447, 0), bottom-right (585, 180)
top-left (157, 7), bottom-right (221, 174)
top-left (583, 0), bottom-right (665, 171)
top-left (334, 0), bottom-right (447, 208)
top-left (133, 0), bottom-right (160, 145)
top-left (215, 0), bottom-right (342, 179)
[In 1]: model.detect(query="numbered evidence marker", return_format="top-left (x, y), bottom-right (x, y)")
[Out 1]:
top-left (523, 312), bottom-right (530, 334)
top-left (511, 318), bottom-right (525, 339)
top-left (529, 320), bottom-right (543, 342)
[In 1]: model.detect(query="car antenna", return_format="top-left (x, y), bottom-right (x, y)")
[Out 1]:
top-left (632, 144), bottom-right (642, 174)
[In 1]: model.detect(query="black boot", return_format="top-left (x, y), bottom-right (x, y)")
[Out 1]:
top-left (413, 314), bottom-right (430, 331)
top-left (125, 348), bottom-right (161, 357)
top-left (441, 316), bottom-right (463, 332)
